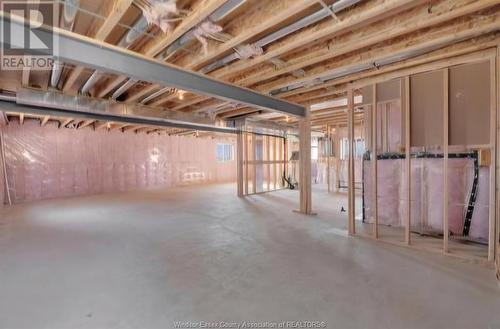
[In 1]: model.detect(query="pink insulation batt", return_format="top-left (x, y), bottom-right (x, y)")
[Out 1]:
top-left (363, 157), bottom-right (489, 242)
top-left (0, 120), bottom-right (236, 205)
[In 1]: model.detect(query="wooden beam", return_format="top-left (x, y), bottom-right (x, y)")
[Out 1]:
top-left (245, 131), bottom-right (249, 195)
top-left (103, 0), bottom-right (232, 100)
top-left (279, 32), bottom-right (500, 102)
top-left (298, 106), bottom-right (312, 214)
top-left (263, 14), bottom-right (500, 94)
top-left (228, 0), bottom-right (498, 87)
top-left (372, 84), bottom-right (378, 239)
top-left (190, 0), bottom-right (318, 71)
top-left (145, 0), bottom-right (229, 57)
top-left (64, 0), bottom-right (133, 93)
top-left (404, 76), bottom-right (411, 245)
top-left (326, 124), bottom-right (331, 193)
top-left (175, 0), bottom-right (433, 109)
top-left (123, 125), bottom-right (143, 132)
top-left (94, 121), bottom-right (110, 130)
top-left (443, 68), bottom-right (449, 253)
top-left (347, 89), bottom-right (355, 234)
top-left (22, 64), bottom-right (30, 87)
top-left (78, 120), bottom-right (95, 129)
top-left (252, 133), bottom-right (256, 194)
top-left (0, 112), bottom-right (8, 126)
top-left (60, 118), bottom-right (72, 128)
top-left (192, 17), bottom-right (499, 115)
top-left (125, 0), bottom-right (230, 102)
top-left (317, 48), bottom-right (498, 102)
top-left (213, 0), bottom-right (428, 81)
top-left (274, 136), bottom-right (278, 190)
top-left (237, 131), bottom-right (244, 197)
top-left (40, 115), bottom-right (50, 126)
top-left (95, 0), bottom-right (133, 41)
top-left (496, 43), bottom-right (500, 277)
top-left (489, 57), bottom-right (497, 261)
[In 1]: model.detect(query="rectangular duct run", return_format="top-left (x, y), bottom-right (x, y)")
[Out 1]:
top-left (15, 88), bottom-right (220, 127)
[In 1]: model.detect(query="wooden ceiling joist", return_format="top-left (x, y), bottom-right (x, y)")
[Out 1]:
top-left (212, 0), bottom-right (429, 81)
top-left (63, 0), bottom-right (134, 93)
top-left (238, 0), bottom-right (500, 88)
top-left (1, 0), bottom-right (499, 133)
top-left (101, 0), bottom-right (231, 100)
top-left (127, 0), bottom-right (319, 105)
top-left (171, 0), bottom-right (500, 114)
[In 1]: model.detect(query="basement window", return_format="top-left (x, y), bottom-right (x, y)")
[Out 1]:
top-left (216, 143), bottom-right (234, 162)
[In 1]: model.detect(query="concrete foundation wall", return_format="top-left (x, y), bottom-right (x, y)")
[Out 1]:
top-left (0, 120), bottom-right (236, 205)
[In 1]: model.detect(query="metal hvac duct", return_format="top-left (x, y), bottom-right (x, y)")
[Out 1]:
top-left (111, 79), bottom-right (138, 100)
top-left (200, 0), bottom-right (363, 74)
top-left (140, 86), bottom-right (173, 104)
top-left (127, 0), bottom-right (247, 103)
top-left (50, 0), bottom-right (80, 88)
top-left (144, 0), bottom-right (361, 103)
top-left (13, 88), bottom-right (221, 127)
top-left (156, 0), bottom-right (247, 61)
top-left (80, 16), bottom-right (151, 94)
top-left (269, 27), bottom-right (498, 95)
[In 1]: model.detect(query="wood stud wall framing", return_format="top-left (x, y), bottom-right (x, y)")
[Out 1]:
top-left (372, 84), bottom-right (378, 239)
top-left (237, 128), bottom-right (287, 198)
top-left (489, 57), bottom-right (497, 262)
top-left (299, 107), bottom-right (313, 215)
top-left (496, 44), bottom-right (500, 278)
top-left (347, 89), bottom-right (355, 234)
top-left (404, 76), bottom-right (411, 246)
top-left (349, 50), bottom-right (500, 268)
top-left (443, 68), bottom-right (450, 254)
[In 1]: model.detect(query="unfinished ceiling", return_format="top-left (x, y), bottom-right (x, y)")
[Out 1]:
top-left (0, 0), bottom-right (499, 133)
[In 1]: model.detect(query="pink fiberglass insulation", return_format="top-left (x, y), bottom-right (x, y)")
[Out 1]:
top-left (363, 157), bottom-right (489, 242)
top-left (376, 159), bottom-right (402, 227)
top-left (314, 159), bottom-right (363, 191)
top-left (469, 168), bottom-right (490, 243)
top-left (0, 143), bottom-right (4, 206)
top-left (0, 120), bottom-right (236, 204)
top-left (363, 160), bottom-right (402, 227)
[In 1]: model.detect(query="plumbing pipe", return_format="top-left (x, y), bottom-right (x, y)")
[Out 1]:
top-left (201, 0), bottom-right (363, 74)
top-left (111, 79), bottom-right (138, 100)
top-left (141, 87), bottom-right (172, 104)
top-left (80, 70), bottom-right (102, 94)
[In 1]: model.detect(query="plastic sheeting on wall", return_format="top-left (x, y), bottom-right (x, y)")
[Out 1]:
top-left (363, 157), bottom-right (489, 243)
top-left (0, 130), bottom-right (5, 206)
top-left (1, 120), bottom-right (236, 204)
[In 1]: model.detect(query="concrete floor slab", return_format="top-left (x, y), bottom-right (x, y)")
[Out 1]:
top-left (0, 184), bottom-right (499, 329)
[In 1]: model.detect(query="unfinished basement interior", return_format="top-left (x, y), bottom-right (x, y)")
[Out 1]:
top-left (0, 0), bottom-right (500, 328)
